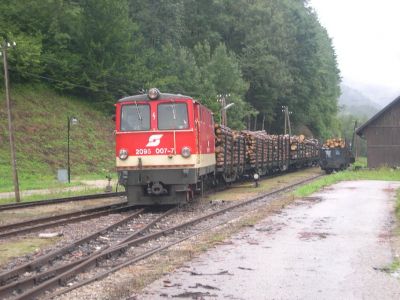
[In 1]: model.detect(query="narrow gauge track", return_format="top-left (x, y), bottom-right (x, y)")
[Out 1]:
top-left (0, 192), bottom-right (126, 212)
top-left (0, 202), bottom-right (132, 239)
top-left (0, 174), bottom-right (323, 300)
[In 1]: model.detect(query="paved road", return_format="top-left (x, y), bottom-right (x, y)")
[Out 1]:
top-left (137, 181), bottom-right (400, 299)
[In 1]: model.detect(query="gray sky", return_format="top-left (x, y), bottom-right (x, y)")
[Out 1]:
top-left (309, 0), bottom-right (400, 103)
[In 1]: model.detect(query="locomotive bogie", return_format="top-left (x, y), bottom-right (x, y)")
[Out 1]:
top-left (119, 167), bottom-right (211, 205)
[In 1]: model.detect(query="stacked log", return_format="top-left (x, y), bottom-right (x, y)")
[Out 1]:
top-left (241, 131), bottom-right (290, 167)
top-left (215, 124), bottom-right (319, 171)
top-left (290, 135), bottom-right (319, 159)
top-left (214, 124), bottom-right (245, 169)
top-left (241, 131), bottom-right (267, 166)
top-left (323, 138), bottom-right (345, 148)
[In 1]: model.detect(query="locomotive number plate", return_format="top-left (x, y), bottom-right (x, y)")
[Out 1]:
top-left (135, 148), bottom-right (174, 155)
top-left (155, 148), bottom-right (174, 154)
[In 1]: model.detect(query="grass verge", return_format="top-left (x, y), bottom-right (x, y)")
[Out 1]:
top-left (0, 187), bottom-right (109, 205)
top-left (391, 190), bottom-right (400, 274)
top-left (0, 237), bottom-right (60, 267)
top-left (294, 167), bottom-right (400, 197)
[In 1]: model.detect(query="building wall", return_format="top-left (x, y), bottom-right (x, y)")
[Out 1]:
top-left (364, 102), bottom-right (400, 168)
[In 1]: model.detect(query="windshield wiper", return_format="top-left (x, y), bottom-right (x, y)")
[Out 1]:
top-left (171, 102), bottom-right (176, 120)
top-left (135, 101), bottom-right (142, 123)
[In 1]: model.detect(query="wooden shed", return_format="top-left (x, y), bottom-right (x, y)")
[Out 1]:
top-left (356, 95), bottom-right (400, 168)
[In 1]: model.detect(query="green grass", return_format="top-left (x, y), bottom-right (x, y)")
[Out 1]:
top-left (0, 237), bottom-right (60, 266)
top-left (0, 84), bottom-right (116, 193)
top-left (0, 176), bottom-right (82, 193)
top-left (352, 156), bottom-right (367, 168)
top-left (0, 187), bottom-right (106, 205)
top-left (387, 190), bottom-right (400, 274)
top-left (294, 167), bottom-right (400, 197)
top-left (396, 189), bottom-right (400, 221)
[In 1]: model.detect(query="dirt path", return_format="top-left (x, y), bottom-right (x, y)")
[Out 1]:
top-left (137, 181), bottom-right (400, 299)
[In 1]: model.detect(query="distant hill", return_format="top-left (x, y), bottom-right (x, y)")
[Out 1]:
top-left (341, 79), bottom-right (400, 107)
top-left (339, 84), bottom-right (380, 118)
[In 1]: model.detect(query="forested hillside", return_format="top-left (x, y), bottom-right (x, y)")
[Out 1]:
top-left (0, 0), bottom-right (340, 136)
top-left (339, 84), bottom-right (380, 118)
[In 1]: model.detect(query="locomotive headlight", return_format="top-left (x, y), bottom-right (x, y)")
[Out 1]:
top-left (181, 146), bottom-right (191, 158)
top-left (148, 88), bottom-right (160, 100)
top-left (119, 149), bottom-right (129, 160)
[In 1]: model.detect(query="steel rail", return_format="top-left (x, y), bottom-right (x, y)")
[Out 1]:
top-left (0, 203), bottom-right (134, 239)
top-left (0, 207), bottom-right (145, 287)
top-left (0, 192), bottom-right (126, 212)
top-left (13, 174), bottom-right (323, 300)
top-left (0, 208), bottom-right (176, 298)
top-left (0, 203), bottom-right (127, 232)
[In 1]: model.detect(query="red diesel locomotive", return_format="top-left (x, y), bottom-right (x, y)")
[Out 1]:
top-left (116, 88), bottom-right (320, 205)
top-left (115, 88), bottom-right (216, 204)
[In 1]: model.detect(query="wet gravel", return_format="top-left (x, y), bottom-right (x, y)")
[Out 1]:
top-left (0, 213), bottom-right (127, 272)
top-left (137, 181), bottom-right (400, 300)
top-left (0, 169), bottom-right (321, 299)
top-left (52, 175), bottom-right (313, 300)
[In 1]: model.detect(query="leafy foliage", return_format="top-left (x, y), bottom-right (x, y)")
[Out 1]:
top-left (0, 0), bottom-right (340, 134)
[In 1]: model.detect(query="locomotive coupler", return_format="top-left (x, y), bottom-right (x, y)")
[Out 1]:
top-left (147, 182), bottom-right (167, 195)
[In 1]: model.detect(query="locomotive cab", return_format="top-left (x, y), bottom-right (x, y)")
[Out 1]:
top-left (320, 147), bottom-right (355, 174)
top-left (115, 89), bottom-right (216, 205)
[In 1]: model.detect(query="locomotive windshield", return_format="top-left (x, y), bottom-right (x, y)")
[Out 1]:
top-left (120, 103), bottom-right (150, 131)
top-left (158, 102), bottom-right (189, 130)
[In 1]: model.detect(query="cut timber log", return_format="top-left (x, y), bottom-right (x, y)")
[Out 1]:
top-left (323, 138), bottom-right (345, 149)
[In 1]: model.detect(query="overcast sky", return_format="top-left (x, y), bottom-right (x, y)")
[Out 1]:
top-left (308, 0), bottom-right (400, 103)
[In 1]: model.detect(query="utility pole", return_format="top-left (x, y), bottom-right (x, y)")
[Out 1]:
top-left (352, 120), bottom-right (358, 159)
top-left (217, 94), bottom-right (232, 126)
top-left (261, 113), bottom-right (265, 131)
top-left (1, 40), bottom-right (20, 202)
top-left (282, 106), bottom-right (292, 136)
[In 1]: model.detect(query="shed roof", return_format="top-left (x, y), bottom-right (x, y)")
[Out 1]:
top-left (356, 95), bottom-right (400, 137)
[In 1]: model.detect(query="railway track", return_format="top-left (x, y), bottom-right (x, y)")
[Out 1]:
top-left (0, 202), bottom-right (132, 239)
top-left (0, 192), bottom-right (126, 212)
top-left (0, 174), bottom-right (323, 300)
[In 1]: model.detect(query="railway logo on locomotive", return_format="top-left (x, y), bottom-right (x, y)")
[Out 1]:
top-left (146, 134), bottom-right (163, 147)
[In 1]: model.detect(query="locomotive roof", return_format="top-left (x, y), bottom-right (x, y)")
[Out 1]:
top-left (118, 93), bottom-right (193, 103)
